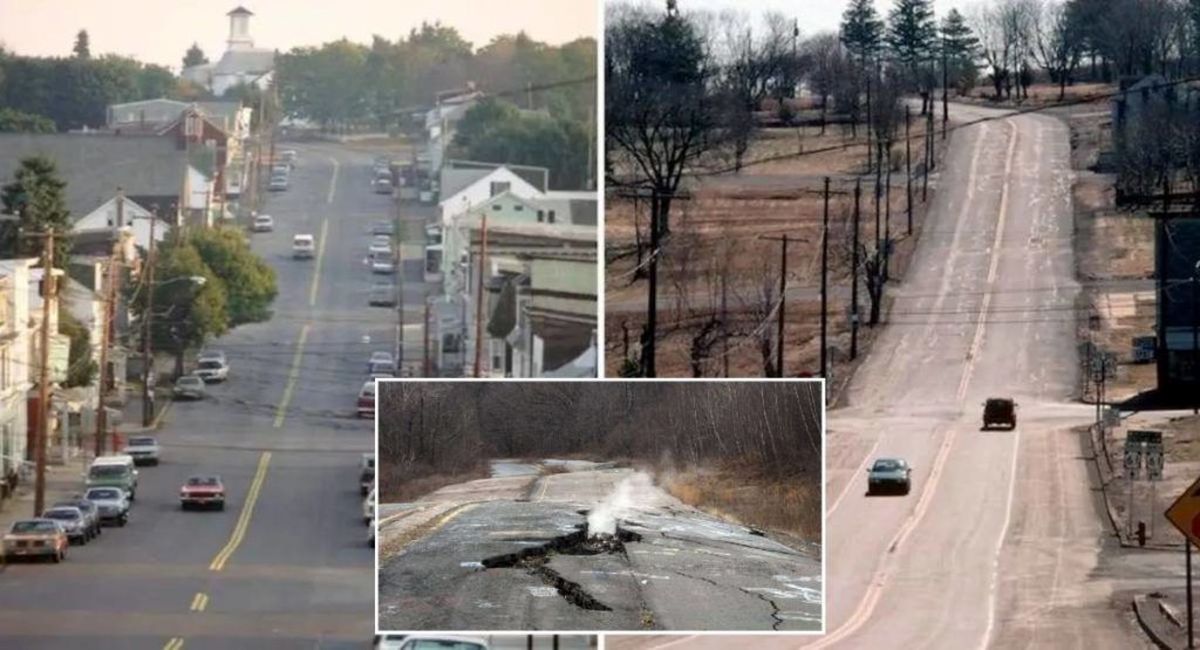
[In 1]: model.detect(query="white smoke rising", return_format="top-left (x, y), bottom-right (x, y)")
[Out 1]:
top-left (587, 475), bottom-right (643, 537)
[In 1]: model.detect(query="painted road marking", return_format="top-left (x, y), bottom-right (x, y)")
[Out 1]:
top-left (163, 638), bottom-right (184, 650)
top-left (209, 452), bottom-right (272, 571)
top-left (152, 400), bottom-right (174, 429)
top-left (326, 158), bottom-right (339, 204)
top-left (189, 592), bottom-right (208, 612)
top-left (308, 217), bottom-right (329, 307)
top-left (273, 324), bottom-right (310, 428)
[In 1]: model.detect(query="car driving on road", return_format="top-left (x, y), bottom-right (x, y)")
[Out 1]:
top-left (982, 397), bottom-right (1017, 430)
top-left (252, 214), bottom-right (275, 232)
top-left (293, 234), bottom-right (316, 259)
top-left (3, 519), bottom-right (69, 563)
top-left (173, 374), bottom-right (206, 400)
top-left (369, 282), bottom-right (397, 307)
top-left (867, 457), bottom-right (912, 495)
top-left (122, 435), bottom-right (160, 466)
top-left (41, 506), bottom-right (90, 545)
top-left (180, 475), bottom-right (226, 511)
top-left (84, 487), bottom-right (130, 526)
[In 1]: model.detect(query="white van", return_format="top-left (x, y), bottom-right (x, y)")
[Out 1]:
top-left (293, 234), bottom-right (315, 259)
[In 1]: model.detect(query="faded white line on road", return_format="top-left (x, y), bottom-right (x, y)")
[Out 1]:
top-left (827, 435), bottom-right (881, 519)
top-left (326, 158), bottom-right (339, 204)
top-left (979, 417), bottom-right (1022, 650)
top-left (957, 118), bottom-right (1018, 402)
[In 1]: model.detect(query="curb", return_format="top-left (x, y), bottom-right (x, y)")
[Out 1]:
top-left (1133, 595), bottom-right (1176, 650)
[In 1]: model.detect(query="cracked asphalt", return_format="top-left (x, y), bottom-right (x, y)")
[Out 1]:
top-left (376, 465), bottom-right (821, 631)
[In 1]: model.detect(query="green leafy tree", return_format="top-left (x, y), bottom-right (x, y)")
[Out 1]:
top-left (0, 107), bottom-right (56, 133)
top-left (187, 227), bottom-right (277, 326)
top-left (60, 310), bottom-right (97, 388)
top-left (0, 156), bottom-right (73, 266)
top-left (182, 42), bottom-right (208, 68)
top-left (131, 242), bottom-right (228, 377)
top-left (137, 64), bottom-right (177, 100)
top-left (73, 30), bottom-right (90, 59)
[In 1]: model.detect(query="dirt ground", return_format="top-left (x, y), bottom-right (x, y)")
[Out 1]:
top-left (1063, 89), bottom-right (1159, 403)
top-left (606, 118), bottom-right (944, 380)
top-left (964, 81), bottom-right (1115, 107)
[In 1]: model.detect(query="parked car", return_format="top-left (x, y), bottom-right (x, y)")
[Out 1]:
top-left (360, 453), bottom-right (375, 496)
top-left (195, 358), bottom-right (229, 383)
top-left (252, 214), bottom-right (275, 232)
top-left (982, 397), bottom-right (1017, 430)
top-left (373, 635), bottom-right (408, 650)
top-left (356, 381), bottom-right (376, 419)
top-left (368, 517), bottom-right (375, 547)
top-left (180, 475), bottom-right (225, 511)
top-left (173, 375), bottom-right (206, 400)
top-left (370, 250), bottom-right (396, 274)
top-left (369, 235), bottom-right (392, 256)
top-left (280, 149), bottom-right (298, 166)
top-left (268, 175), bottom-right (289, 191)
top-left (52, 498), bottom-right (101, 539)
top-left (369, 282), bottom-right (397, 307)
top-left (373, 177), bottom-right (393, 194)
top-left (371, 221), bottom-right (395, 236)
top-left (86, 455), bottom-right (138, 499)
top-left (122, 435), bottom-right (160, 466)
top-left (380, 635), bottom-right (489, 650)
top-left (198, 350), bottom-right (226, 365)
top-left (368, 351), bottom-right (394, 369)
top-left (41, 506), bottom-right (90, 545)
top-left (84, 487), bottom-right (130, 526)
top-left (867, 458), bottom-right (912, 496)
top-left (293, 234), bottom-right (316, 259)
top-left (3, 519), bottom-right (68, 563)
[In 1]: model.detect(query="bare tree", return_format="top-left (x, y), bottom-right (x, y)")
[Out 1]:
top-left (804, 32), bottom-right (845, 135)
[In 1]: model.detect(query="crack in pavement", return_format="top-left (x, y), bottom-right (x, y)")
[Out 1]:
top-left (742, 588), bottom-right (785, 631)
top-left (479, 525), bottom-right (645, 613)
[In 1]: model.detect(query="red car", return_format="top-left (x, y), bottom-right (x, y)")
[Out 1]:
top-left (357, 381), bottom-right (376, 419)
top-left (180, 475), bottom-right (225, 511)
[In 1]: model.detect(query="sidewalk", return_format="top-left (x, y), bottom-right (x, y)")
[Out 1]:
top-left (0, 462), bottom-right (88, 534)
top-left (1133, 590), bottom-right (1189, 649)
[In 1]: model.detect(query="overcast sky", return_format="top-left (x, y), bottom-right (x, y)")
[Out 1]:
top-left (627, 0), bottom-right (977, 37)
top-left (0, 1), bottom-right (598, 72)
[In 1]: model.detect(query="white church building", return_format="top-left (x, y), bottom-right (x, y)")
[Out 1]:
top-left (181, 6), bottom-right (275, 97)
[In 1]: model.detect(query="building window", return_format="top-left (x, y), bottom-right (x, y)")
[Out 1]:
top-left (0, 346), bottom-right (10, 392)
top-left (513, 205), bottom-right (523, 212)
top-left (537, 210), bottom-right (544, 222)
top-left (492, 204), bottom-right (502, 211)
top-left (548, 210), bottom-right (556, 224)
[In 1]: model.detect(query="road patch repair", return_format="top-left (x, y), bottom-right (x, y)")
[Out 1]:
top-left (377, 468), bottom-right (822, 631)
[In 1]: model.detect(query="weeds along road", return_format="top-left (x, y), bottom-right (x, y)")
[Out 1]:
top-left (609, 104), bottom-right (1150, 650)
top-left (376, 463), bottom-right (822, 631)
top-left (0, 142), bottom-right (387, 649)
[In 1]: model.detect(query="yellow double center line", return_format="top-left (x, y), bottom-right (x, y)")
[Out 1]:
top-left (308, 217), bottom-right (329, 307)
top-left (209, 452), bottom-right (272, 571)
top-left (163, 638), bottom-right (184, 650)
top-left (188, 592), bottom-right (209, 612)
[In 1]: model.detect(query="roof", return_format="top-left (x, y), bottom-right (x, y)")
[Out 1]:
top-left (213, 48), bottom-right (274, 76)
top-left (108, 99), bottom-right (189, 126)
top-left (227, 6), bottom-right (253, 16)
top-left (444, 159), bottom-right (548, 193)
top-left (0, 134), bottom-right (189, 221)
top-left (532, 195), bottom-right (598, 227)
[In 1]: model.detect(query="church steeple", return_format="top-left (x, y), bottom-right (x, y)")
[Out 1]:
top-left (226, 6), bottom-right (254, 50)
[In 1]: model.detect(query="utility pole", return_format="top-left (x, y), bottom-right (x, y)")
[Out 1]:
top-left (760, 234), bottom-right (789, 378)
top-left (922, 111), bottom-right (932, 202)
top-left (721, 273), bottom-right (729, 378)
top-left (927, 109), bottom-right (936, 172)
top-left (142, 213), bottom-right (157, 428)
top-left (95, 243), bottom-right (119, 456)
top-left (33, 230), bottom-right (54, 517)
top-left (865, 55), bottom-right (873, 171)
top-left (906, 106), bottom-right (913, 235)
top-left (473, 213), bottom-right (488, 377)
top-left (942, 36), bottom-right (949, 140)
top-left (644, 190), bottom-right (662, 377)
top-left (821, 177), bottom-right (830, 379)
top-left (851, 180), bottom-right (861, 360)
top-left (423, 297), bottom-right (432, 377)
top-left (884, 139), bottom-right (893, 282)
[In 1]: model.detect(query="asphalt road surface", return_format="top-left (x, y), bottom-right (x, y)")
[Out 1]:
top-left (377, 465), bottom-right (821, 632)
top-left (609, 104), bottom-right (1151, 649)
top-left (0, 141), bottom-right (398, 648)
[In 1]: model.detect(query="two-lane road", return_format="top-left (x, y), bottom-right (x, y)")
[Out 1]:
top-left (0, 141), bottom-right (397, 648)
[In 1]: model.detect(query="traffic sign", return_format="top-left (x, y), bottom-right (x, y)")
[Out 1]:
top-left (1165, 475), bottom-right (1200, 546)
